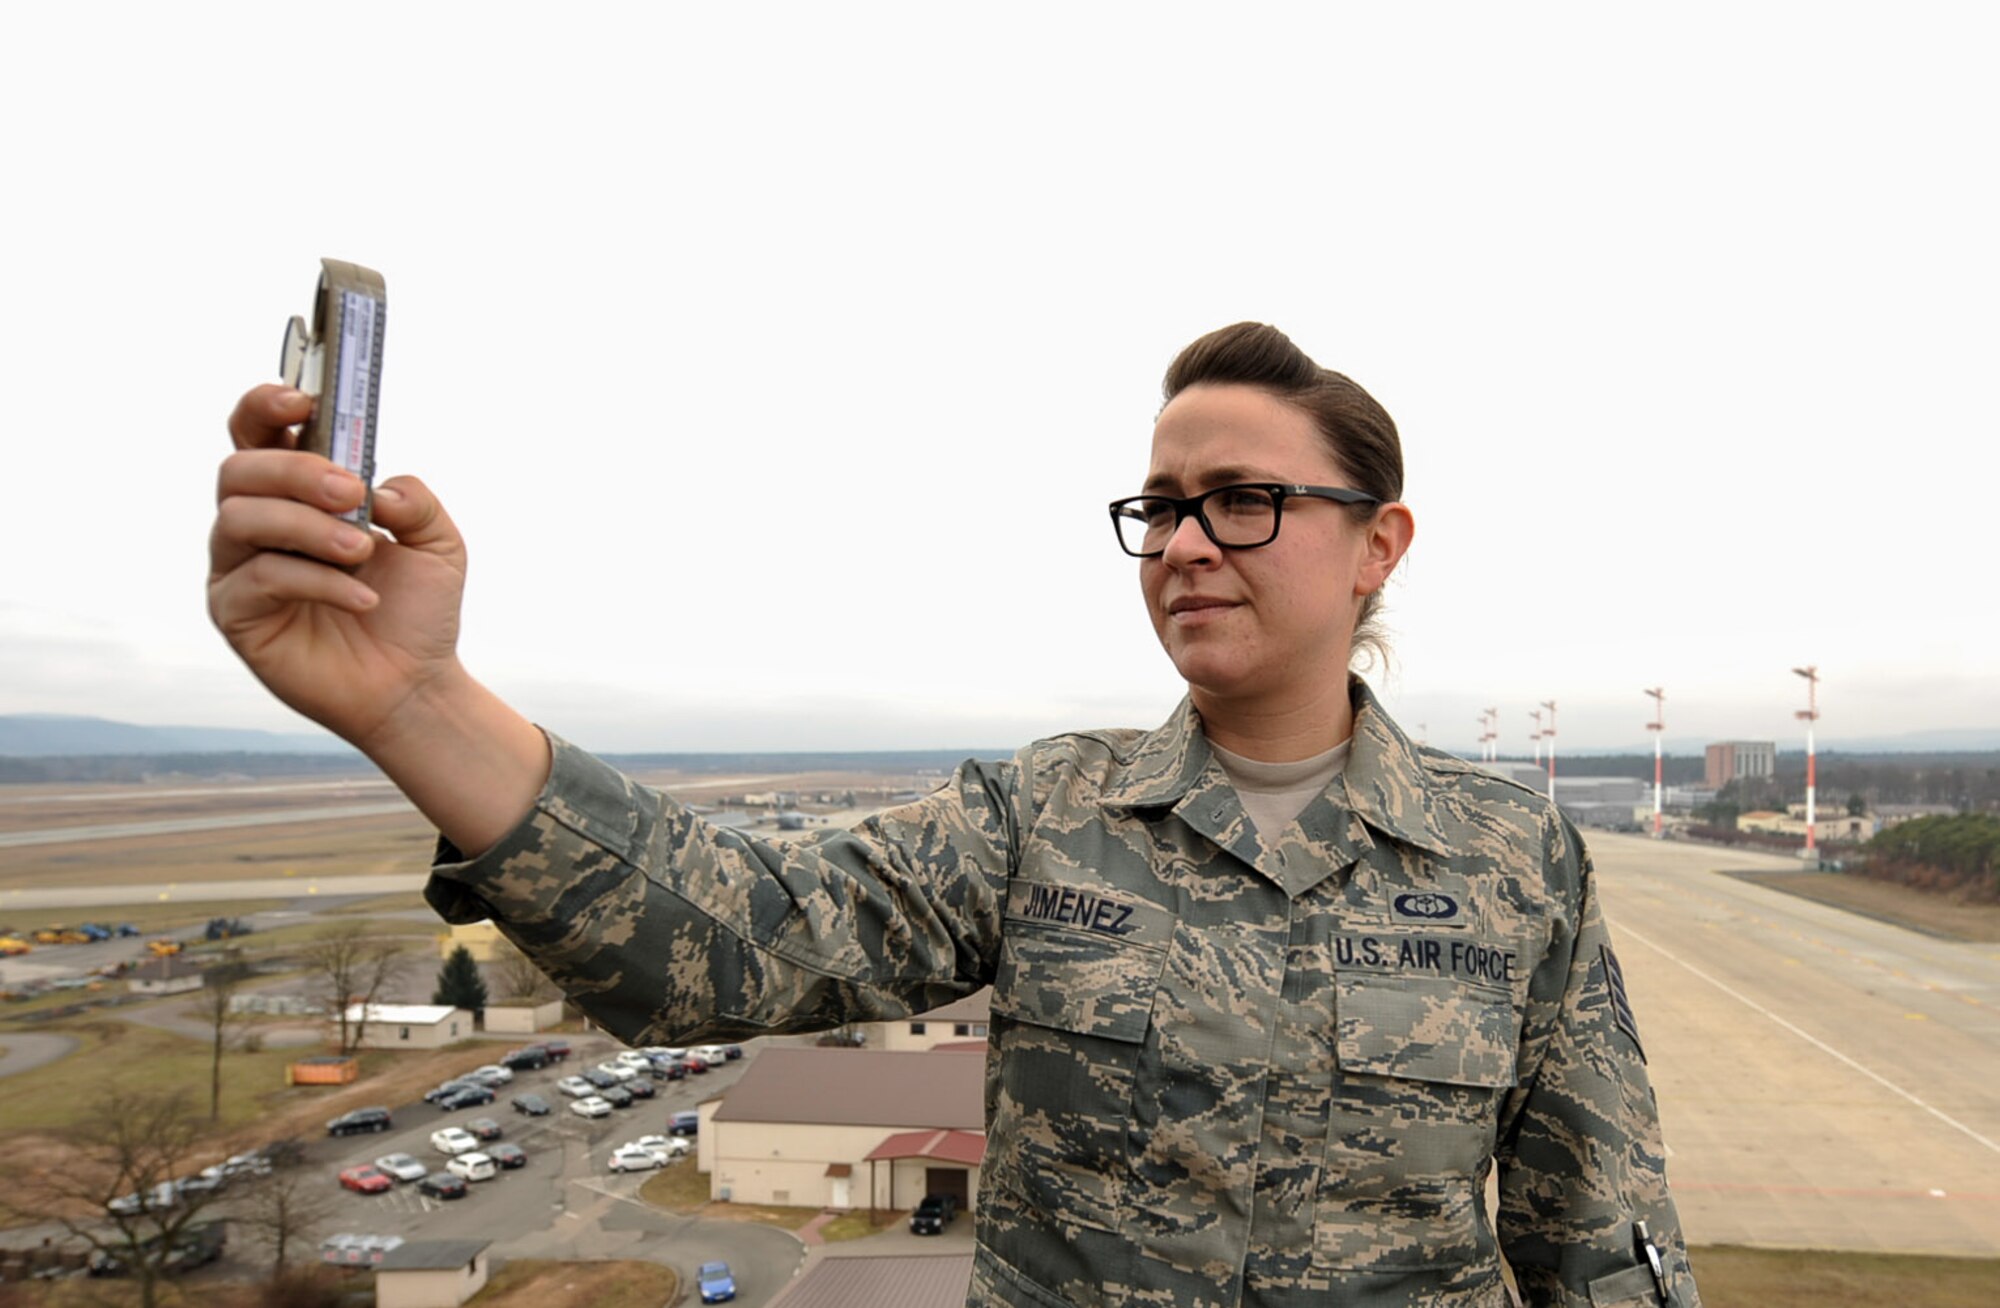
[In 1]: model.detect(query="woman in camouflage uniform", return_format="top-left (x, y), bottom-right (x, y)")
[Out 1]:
top-left (211, 324), bottom-right (1697, 1307)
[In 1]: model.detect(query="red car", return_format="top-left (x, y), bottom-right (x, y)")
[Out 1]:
top-left (338, 1165), bottom-right (393, 1195)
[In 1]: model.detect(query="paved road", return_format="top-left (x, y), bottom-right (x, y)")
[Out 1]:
top-left (0, 1031), bottom-right (79, 1079)
top-left (0, 802), bottom-right (417, 849)
top-left (0, 872), bottom-right (427, 912)
top-left (1592, 833), bottom-right (2000, 1257)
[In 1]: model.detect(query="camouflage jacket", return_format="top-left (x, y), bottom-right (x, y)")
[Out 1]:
top-left (427, 680), bottom-right (1698, 1308)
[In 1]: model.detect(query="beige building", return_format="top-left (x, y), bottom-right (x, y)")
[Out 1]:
top-left (866, 990), bottom-right (991, 1051)
top-left (1738, 810), bottom-right (1875, 844)
top-left (373, 1239), bottom-right (490, 1308)
top-left (127, 956), bottom-right (204, 997)
top-left (707, 1047), bottom-right (983, 1214)
top-left (336, 1003), bottom-right (471, 1050)
top-left (437, 920), bottom-right (503, 962)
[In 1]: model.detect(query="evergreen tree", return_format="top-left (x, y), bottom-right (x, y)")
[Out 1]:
top-left (433, 944), bottom-right (489, 1016)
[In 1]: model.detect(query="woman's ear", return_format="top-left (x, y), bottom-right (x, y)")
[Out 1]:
top-left (1357, 502), bottom-right (1415, 595)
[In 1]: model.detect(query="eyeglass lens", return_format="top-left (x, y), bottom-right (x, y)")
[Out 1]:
top-left (1117, 486), bottom-right (1279, 554)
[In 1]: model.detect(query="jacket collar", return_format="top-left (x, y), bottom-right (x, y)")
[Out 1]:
top-left (1101, 677), bottom-right (1455, 859)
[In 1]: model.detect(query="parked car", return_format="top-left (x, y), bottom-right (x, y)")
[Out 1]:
top-left (338, 1165), bottom-right (393, 1195)
top-left (107, 1181), bottom-right (179, 1216)
top-left (683, 1055), bottom-right (710, 1074)
top-left (571, 1096), bottom-right (612, 1119)
top-left (598, 1083), bottom-right (635, 1109)
top-left (556, 1075), bottom-right (595, 1098)
top-left (319, 1233), bottom-right (404, 1266)
top-left (447, 1152), bottom-right (498, 1182)
top-left (608, 1143), bottom-right (664, 1173)
top-left (205, 1150), bottom-right (273, 1182)
top-left (692, 1044), bottom-right (730, 1064)
top-left (486, 1142), bottom-right (527, 1169)
top-left (622, 1077), bottom-right (657, 1100)
top-left (720, 1043), bottom-right (744, 1060)
top-left (465, 1116), bottom-right (504, 1141)
top-left (424, 1078), bottom-right (484, 1104)
top-left (910, 1193), bottom-right (957, 1234)
top-left (92, 1221), bottom-right (225, 1277)
top-left (470, 1063), bottom-right (513, 1085)
top-left (327, 1107), bottom-right (392, 1137)
top-left (537, 1039), bottom-right (573, 1062)
top-left (668, 1110), bottom-right (700, 1136)
top-left (592, 1062), bottom-right (639, 1083)
top-left (613, 1050), bottom-right (654, 1070)
top-left (632, 1133), bottom-right (690, 1161)
top-left (438, 1084), bottom-right (495, 1111)
top-left (374, 1153), bottom-right (427, 1182)
top-left (651, 1059), bottom-right (688, 1081)
top-left (500, 1046), bottom-right (550, 1071)
top-left (430, 1127), bottom-right (480, 1156)
top-left (698, 1261), bottom-right (737, 1304)
top-left (512, 1092), bottom-right (553, 1116)
top-left (417, 1172), bottom-right (467, 1200)
top-left (581, 1068), bottom-right (619, 1090)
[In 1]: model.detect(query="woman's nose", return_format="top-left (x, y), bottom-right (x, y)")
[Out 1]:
top-left (1159, 510), bottom-right (1218, 567)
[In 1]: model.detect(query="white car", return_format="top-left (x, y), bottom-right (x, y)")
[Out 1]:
top-left (657, 1046), bottom-right (688, 1060)
top-left (691, 1044), bottom-right (730, 1064)
top-left (430, 1127), bottom-right (480, 1156)
top-left (614, 1050), bottom-right (654, 1069)
top-left (607, 1143), bottom-right (664, 1172)
top-left (556, 1075), bottom-right (595, 1098)
top-left (470, 1063), bottom-right (514, 1085)
top-left (374, 1153), bottom-right (427, 1182)
top-left (447, 1152), bottom-right (498, 1182)
top-left (632, 1133), bottom-right (691, 1161)
top-left (570, 1096), bottom-right (613, 1119)
top-left (594, 1061), bottom-right (640, 1082)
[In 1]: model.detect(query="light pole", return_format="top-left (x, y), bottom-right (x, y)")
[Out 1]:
top-left (1485, 707), bottom-right (1499, 763)
top-left (1644, 687), bottom-right (1665, 838)
top-left (1540, 700), bottom-right (1557, 804)
top-left (1529, 708), bottom-right (1543, 766)
top-left (1793, 666), bottom-right (1820, 856)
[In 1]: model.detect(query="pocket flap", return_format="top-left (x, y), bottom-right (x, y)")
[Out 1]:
top-left (993, 922), bottom-right (1163, 1044)
top-left (1336, 972), bottom-right (1519, 1088)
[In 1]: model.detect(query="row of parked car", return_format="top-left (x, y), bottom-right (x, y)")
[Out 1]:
top-left (104, 1142), bottom-right (293, 1216)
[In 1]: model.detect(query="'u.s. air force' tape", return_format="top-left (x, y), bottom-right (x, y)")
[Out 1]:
top-left (279, 258), bottom-right (386, 528)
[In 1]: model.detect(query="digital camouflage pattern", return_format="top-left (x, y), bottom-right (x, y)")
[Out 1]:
top-left (428, 680), bottom-right (1699, 1307)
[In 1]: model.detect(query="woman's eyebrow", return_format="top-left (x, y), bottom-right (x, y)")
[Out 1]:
top-left (1141, 465), bottom-right (1274, 494)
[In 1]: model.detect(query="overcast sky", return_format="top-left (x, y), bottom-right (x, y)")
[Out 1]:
top-left (3, 3), bottom-right (1994, 758)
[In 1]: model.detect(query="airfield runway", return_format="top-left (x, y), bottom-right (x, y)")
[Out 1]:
top-left (1591, 832), bottom-right (2000, 1257)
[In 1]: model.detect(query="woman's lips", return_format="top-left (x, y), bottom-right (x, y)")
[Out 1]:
top-left (1166, 597), bottom-right (1238, 625)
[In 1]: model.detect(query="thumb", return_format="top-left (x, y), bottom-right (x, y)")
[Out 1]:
top-left (369, 475), bottom-right (464, 557)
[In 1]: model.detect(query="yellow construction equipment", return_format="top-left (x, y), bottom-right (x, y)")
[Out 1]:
top-left (147, 938), bottom-right (185, 957)
top-left (0, 937), bottom-right (31, 957)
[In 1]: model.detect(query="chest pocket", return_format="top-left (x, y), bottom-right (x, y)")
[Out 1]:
top-left (988, 920), bottom-right (1167, 1234)
top-left (1316, 970), bottom-right (1521, 1271)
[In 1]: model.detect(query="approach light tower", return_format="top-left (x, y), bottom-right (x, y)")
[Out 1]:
top-left (1540, 699), bottom-right (1557, 803)
top-left (1485, 707), bottom-right (1500, 763)
top-left (1530, 708), bottom-right (1544, 765)
top-left (1643, 687), bottom-right (1666, 838)
top-left (1793, 666), bottom-right (1821, 855)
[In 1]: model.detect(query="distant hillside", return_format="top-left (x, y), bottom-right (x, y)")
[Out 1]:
top-left (0, 714), bottom-right (355, 757)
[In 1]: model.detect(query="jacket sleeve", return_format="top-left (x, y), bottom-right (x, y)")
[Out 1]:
top-left (422, 731), bottom-right (1017, 1045)
top-left (1496, 816), bottom-right (1702, 1308)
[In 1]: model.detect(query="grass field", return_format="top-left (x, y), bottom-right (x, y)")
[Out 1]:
top-left (1727, 869), bottom-right (2000, 942)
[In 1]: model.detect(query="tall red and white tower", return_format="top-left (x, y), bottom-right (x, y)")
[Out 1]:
top-left (1540, 700), bottom-right (1557, 804)
top-left (1643, 687), bottom-right (1666, 838)
top-left (1793, 666), bottom-right (1821, 855)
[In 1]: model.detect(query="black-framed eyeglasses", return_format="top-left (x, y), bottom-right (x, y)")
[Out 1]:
top-left (1107, 482), bottom-right (1381, 558)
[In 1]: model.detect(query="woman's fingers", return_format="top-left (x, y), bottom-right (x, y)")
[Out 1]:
top-left (227, 384), bottom-right (316, 451)
top-left (209, 492), bottom-right (376, 579)
top-left (207, 548), bottom-right (379, 638)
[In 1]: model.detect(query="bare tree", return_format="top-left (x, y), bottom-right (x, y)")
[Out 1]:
top-left (491, 939), bottom-right (561, 1003)
top-left (300, 921), bottom-right (406, 1055)
top-left (0, 1090), bottom-right (229, 1308)
top-left (226, 1152), bottom-right (333, 1277)
top-left (195, 953), bottom-right (255, 1121)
